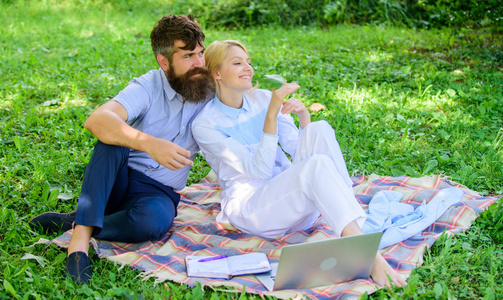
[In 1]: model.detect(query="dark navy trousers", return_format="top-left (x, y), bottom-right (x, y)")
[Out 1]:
top-left (75, 141), bottom-right (180, 243)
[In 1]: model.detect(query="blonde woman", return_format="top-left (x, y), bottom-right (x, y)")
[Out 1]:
top-left (191, 40), bottom-right (406, 287)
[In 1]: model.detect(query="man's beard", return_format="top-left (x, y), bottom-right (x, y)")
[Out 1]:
top-left (166, 66), bottom-right (215, 103)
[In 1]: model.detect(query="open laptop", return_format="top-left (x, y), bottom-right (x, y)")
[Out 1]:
top-left (256, 231), bottom-right (382, 291)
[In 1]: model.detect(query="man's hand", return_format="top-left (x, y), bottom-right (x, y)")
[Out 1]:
top-left (146, 137), bottom-right (193, 171)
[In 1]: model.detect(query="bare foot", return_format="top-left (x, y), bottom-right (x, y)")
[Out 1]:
top-left (371, 253), bottom-right (407, 288)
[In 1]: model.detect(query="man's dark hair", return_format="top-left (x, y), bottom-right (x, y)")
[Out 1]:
top-left (150, 14), bottom-right (205, 63)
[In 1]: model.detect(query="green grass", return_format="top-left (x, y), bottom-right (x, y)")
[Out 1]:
top-left (1, 1), bottom-right (502, 299)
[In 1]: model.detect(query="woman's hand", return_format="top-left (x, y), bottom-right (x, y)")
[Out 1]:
top-left (268, 82), bottom-right (300, 117)
top-left (281, 97), bottom-right (307, 115)
top-left (270, 83), bottom-right (300, 108)
top-left (265, 82), bottom-right (310, 133)
top-left (281, 96), bottom-right (311, 128)
top-left (273, 83), bottom-right (310, 128)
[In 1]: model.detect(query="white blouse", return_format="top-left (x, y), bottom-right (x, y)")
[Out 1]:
top-left (192, 89), bottom-right (301, 221)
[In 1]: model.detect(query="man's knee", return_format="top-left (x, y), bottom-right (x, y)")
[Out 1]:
top-left (132, 200), bottom-right (176, 241)
top-left (93, 140), bottom-right (130, 158)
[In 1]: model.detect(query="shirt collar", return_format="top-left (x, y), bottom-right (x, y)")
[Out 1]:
top-left (160, 68), bottom-right (183, 103)
top-left (213, 94), bottom-right (250, 119)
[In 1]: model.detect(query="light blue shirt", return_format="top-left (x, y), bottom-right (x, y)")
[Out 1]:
top-left (362, 188), bottom-right (464, 248)
top-left (112, 68), bottom-right (206, 190)
top-left (192, 89), bottom-right (300, 217)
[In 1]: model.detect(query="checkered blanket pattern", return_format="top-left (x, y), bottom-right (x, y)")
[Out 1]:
top-left (46, 171), bottom-right (496, 299)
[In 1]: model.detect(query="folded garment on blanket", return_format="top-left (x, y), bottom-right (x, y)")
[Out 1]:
top-left (362, 187), bottom-right (464, 249)
top-left (40, 173), bottom-right (496, 300)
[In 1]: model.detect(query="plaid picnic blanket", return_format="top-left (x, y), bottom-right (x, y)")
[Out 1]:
top-left (44, 171), bottom-right (496, 299)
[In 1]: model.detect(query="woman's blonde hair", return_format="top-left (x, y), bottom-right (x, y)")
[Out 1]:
top-left (204, 40), bottom-right (250, 99)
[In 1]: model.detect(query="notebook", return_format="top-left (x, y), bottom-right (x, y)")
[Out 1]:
top-left (255, 231), bottom-right (383, 290)
top-left (185, 252), bottom-right (271, 279)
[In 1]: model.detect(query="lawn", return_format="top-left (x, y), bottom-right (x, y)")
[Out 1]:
top-left (1, 1), bottom-right (502, 299)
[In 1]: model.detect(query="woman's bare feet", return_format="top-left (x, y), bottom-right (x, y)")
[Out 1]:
top-left (371, 253), bottom-right (407, 287)
top-left (340, 220), bottom-right (407, 288)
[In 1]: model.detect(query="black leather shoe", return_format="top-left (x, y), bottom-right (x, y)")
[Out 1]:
top-left (28, 211), bottom-right (76, 234)
top-left (65, 251), bottom-right (92, 284)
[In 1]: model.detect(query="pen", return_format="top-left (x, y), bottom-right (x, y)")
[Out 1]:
top-left (198, 255), bottom-right (228, 262)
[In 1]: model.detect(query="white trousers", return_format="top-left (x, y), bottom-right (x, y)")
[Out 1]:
top-left (229, 121), bottom-right (367, 238)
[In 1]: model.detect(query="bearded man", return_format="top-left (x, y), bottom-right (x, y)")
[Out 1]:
top-left (29, 15), bottom-right (214, 284)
